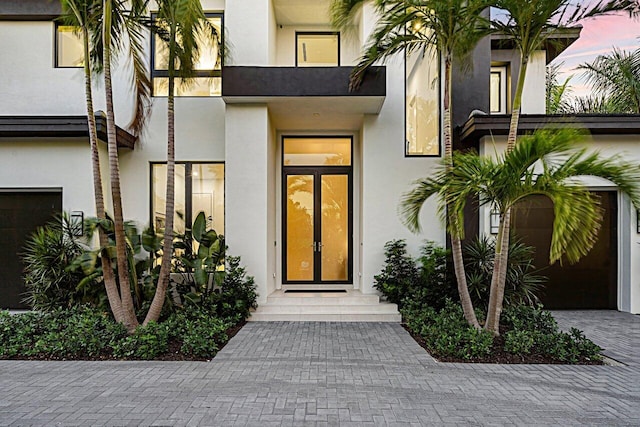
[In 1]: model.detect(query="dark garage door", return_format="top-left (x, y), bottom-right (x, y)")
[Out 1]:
top-left (513, 191), bottom-right (617, 309)
top-left (0, 191), bottom-right (62, 309)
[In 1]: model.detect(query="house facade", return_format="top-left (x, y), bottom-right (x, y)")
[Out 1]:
top-left (0, 0), bottom-right (639, 317)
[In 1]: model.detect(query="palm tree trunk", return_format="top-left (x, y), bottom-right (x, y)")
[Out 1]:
top-left (103, 0), bottom-right (138, 332)
top-left (82, 26), bottom-right (124, 323)
top-left (485, 59), bottom-right (528, 334)
top-left (443, 56), bottom-right (480, 329)
top-left (144, 32), bottom-right (177, 325)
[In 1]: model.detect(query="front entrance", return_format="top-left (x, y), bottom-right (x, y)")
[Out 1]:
top-left (282, 137), bottom-right (353, 285)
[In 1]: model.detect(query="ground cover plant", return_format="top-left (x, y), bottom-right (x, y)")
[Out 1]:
top-left (376, 239), bottom-right (604, 364)
top-left (0, 306), bottom-right (240, 361)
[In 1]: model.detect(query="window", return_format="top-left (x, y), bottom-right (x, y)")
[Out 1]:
top-left (151, 13), bottom-right (223, 97)
top-left (151, 163), bottom-right (225, 234)
top-left (296, 33), bottom-right (339, 67)
top-left (490, 65), bottom-right (508, 114)
top-left (55, 24), bottom-right (84, 68)
top-left (405, 47), bottom-right (440, 156)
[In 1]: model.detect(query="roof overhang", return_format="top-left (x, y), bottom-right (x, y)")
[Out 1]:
top-left (491, 27), bottom-right (582, 64)
top-left (223, 66), bottom-right (386, 130)
top-left (461, 114), bottom-right (640, 144)
top-left (0, 115), bottom-right (137, 149)
top-left (0, 0), bottom-right (61, 21)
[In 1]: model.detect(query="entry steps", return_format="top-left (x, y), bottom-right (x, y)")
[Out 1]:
top-left (249, 289), bottom-right (401, 322)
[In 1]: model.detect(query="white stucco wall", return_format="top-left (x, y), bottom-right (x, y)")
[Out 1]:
top-left (225, 104), bottom-right (274, 303)
top-left (359, 59), bottom-right (445, 295)
top-left (225, 0), bottom-right (275, 65)
top-left (0, 140), bottom-right (95, 215)
top-left (521, 50), bottom-right (546, 114)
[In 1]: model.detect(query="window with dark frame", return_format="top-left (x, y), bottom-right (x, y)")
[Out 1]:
top-left (490, 65), bottom-right (508, 114)
top-left (295, 32), bottom-right (340, 67)
top-left (151, 12), bottom-right (223, 97)
top-left (405, 46), bottom-right (441, 157)
top-left (151, 162), bottom-right (225, 235)
top-left (55, 23), bottom-right (84, 68)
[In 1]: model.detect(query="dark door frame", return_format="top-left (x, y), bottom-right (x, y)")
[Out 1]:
top-left (282, 166), bottom-right (353, 285)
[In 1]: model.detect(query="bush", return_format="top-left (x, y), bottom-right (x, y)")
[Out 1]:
top-left (374, 237), bottom-right (544, 311)
top-left (0, 307), bottom-right (127, 359)
top-left (167, 310), bottom-right (231, 358)
top-left (402, 302), bottom-right (602, 363)
top-left (501, 305), bottom-right (602, 362)
top-left (112, 321), bottom-right (169, 359)
top-left (464, 236), bottom-right (545, 308)
top-left (402, 300), bottom-right (494, 360)
top-left (22, 214), bottom-right (101, 311)
top-left (373, 240), bottom-right (419, 306)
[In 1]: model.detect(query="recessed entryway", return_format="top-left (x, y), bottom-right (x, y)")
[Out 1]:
top-left (0, 190), bottom-right (62, 309)
top-left (282, 136), bottom-right (353, 286)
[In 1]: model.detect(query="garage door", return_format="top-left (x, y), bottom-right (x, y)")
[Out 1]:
top-left (512, 191), bottom-right (617, 309)
top-left (0, 191), bottom-right (62, 309)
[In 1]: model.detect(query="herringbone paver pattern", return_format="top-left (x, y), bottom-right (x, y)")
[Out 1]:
top-left (1, 312), bottom-right (639, 426)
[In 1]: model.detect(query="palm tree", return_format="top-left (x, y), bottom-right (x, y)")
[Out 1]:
top-left (401, 128), bottom-right (640, 334)
top-left (97, 0), bottom-right (151, 331)
top-left (332, 0), bottom-right (494, 329)
top-left (143, 0), bottom-right (221, 325)
top-left (59, 0), bottom-right (124, 323)
top-left (546, 62), bottom-right (573, 114)
top-left (485, 0), bottom-right (628, 333)
top-left (579, 47), bottom-right (640, 114)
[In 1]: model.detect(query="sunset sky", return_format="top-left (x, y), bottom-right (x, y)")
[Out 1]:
top-left (554, 12), bottom-right (640, 98)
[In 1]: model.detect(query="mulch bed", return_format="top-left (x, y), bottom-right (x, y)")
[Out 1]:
top-left (402, 324), bottom-right (603, 365)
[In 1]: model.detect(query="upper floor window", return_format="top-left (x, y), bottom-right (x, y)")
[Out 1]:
top-left (490, 65), bottom-right (508, 114)
top-left (151, 13), bottom-right (223, 97)
top-left (296, 33), bottom-right (339, 67)
top-left (405, 47), bottom-right (440, 157)
top-left (55, 24), bottom-right (84, 68)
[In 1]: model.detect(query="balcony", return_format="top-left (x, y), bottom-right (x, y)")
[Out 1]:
top-left (222, 66), bottom-right (386, 130)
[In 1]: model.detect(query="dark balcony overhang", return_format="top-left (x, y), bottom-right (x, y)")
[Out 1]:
top-left (491, 27), bottom-right (582, 64)
top-left (222, 66), bottom-right (386, 130)
top-left (0, 0), bottom-right (61, 21)
top-left (0, 114), bottom-right (137, 149)
top-left (460, 113), bottom-right (640, 146)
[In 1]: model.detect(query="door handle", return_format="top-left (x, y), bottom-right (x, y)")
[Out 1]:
top-left (317, 242), bottom-right (322, 252)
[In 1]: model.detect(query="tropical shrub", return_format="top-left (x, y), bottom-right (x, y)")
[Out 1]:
top-left (402, 301), bottom-right (493, 360)
top-left (373, 240), bottom-right (420, 306)
top-left (0, 305), bottom-right (235, 361)
top-left (22, 214), bottom-right (102, 310)
top-left (464, 236), bottom-right (545, 308)
top-left (374, 238), bottom-right (543, 310)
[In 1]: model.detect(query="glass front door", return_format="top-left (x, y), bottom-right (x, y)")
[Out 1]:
top-left (282, 137), bottom-right (353, 285)
top-left (284, 169), bottom-right (352, 284)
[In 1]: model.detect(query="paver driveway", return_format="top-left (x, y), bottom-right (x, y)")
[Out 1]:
top-left (0, 311), bottom-right (639, 426)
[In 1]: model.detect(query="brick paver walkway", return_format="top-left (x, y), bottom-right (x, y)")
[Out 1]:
top-left (1, 312), bottom-right (639, 426)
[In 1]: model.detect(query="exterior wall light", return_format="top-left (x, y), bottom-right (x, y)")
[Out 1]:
top-left (490, 209), bottom-right (500, 235)
top-left (71, 210), bottom-right (84, 237)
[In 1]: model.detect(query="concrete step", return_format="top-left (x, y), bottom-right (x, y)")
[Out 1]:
top-left (250, 290), bottom-right (401, 322)
top-left (255, 303), bottom-right (399, 314)
top-left (249, 312), bottom-right (402, 322)
top-left (267, 292), bottom-right (381, 306)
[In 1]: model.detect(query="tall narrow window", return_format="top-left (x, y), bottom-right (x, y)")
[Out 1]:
top-left (151, 13), bottom-right (223, 97)
top-left (296, 33), bottom-right (339, 67)
top-left (55, 24), bottom-right (84, 68)
top-left (490, 65), bottom-right (508, 114)
top-left (405, 47), bottom-right (440, 156)
top-left (151, 162), bottom-right (225, 234)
